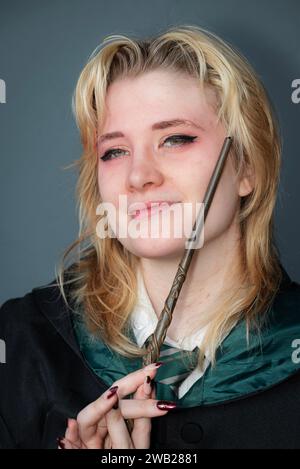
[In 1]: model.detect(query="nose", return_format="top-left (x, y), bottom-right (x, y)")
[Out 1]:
top-left (126, 148), bottom-right (164, 191)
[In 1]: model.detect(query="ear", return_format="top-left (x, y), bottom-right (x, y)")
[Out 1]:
top-left (238, 165), bottom-right (254, 197)
top-left (238, 176), bottom-right (253, 197)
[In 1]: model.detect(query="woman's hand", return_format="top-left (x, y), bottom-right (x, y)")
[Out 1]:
top-left (57, 362), bottom-right (176, 449)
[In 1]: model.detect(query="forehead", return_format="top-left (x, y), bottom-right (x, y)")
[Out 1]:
top-left (99, 71), bottom-right (218, 132)
top-left (104, 70), bottom-right (211, 106)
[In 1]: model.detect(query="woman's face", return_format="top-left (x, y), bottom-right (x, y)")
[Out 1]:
top-left (97, 70), bottom-right (251, 259)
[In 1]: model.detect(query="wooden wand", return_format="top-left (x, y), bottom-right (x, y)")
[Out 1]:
top-left (142, 136), bottom-right (233, 366)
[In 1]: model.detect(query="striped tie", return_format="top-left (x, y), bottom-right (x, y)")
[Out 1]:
top-left (153, 342), bottom-right (200, 397)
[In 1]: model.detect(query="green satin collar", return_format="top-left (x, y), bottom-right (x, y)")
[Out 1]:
top-left (72, 275), bottom-right (300, 408)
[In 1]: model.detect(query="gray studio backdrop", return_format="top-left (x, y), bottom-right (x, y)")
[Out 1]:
top-left (0, 0), bottom-right (299, 303)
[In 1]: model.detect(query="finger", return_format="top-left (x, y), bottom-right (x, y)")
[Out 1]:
top-left (118, 398), bottom-right (175, 419)
top-left (133, 374), bottom-right (153, 399)
top-left (105, 397), bottom-right (134, 449)
top-left (131, 375), bottom-right (154, 448)
top-left (104, 433), bottom-right (112, 449)
top-left (65, 418), bottom-right (82, 448)
top-left (111, 362), bottom-right (163, 399)
top-left (151, 380), bottom-right (157, 399)
top-left (96, 416), bottom-right (109, 442)
top-left (76, 363), bottom-right (162, 441)
top-left (76, 386), bottom-right (119, 443)
top-left (58, 436), bottom-right (81, 449)
top-left (76, 364), bottom-right (163, 446)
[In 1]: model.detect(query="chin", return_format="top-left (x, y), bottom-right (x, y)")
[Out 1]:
top-left (122, 237), bottom-right (186, 259)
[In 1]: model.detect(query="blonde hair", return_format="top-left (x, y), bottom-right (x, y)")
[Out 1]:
top-left (55, 24), bottom-right (283, 367)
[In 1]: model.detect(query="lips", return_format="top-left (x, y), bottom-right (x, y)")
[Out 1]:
top-left (129, 201), bottom-right (180, 220)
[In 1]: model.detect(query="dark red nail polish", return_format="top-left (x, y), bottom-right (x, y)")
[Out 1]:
top-left (57, 437), bottom-right (65, 449)
top-left (107, 385), bottom-right (119, 398)
top-left (146, 375), bottom-right (151, 384)
top-left (109, 385), bottom-right (119, 392)
top-left (157, 400), bottom-right (177, 410)
top-left (155, 362), bottom-right (164, 367)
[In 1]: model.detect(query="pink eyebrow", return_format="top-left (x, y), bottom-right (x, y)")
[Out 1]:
top-left (97, 119), bottom-right (204, 145)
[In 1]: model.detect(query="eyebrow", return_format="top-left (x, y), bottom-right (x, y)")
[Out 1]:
top-left (97, 119), bottom-right (205, 145)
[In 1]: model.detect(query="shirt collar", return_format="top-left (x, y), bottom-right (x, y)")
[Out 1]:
top-left (130, 267), bottom-right (209, 351)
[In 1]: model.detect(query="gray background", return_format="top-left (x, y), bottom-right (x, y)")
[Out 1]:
top-left (0, 0), bottom-right (299, 303)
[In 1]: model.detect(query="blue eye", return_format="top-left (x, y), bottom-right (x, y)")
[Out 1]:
top-left (163, 134), bottom-right (197, 148)
top-left (99, 134), bottom-right (198, 162)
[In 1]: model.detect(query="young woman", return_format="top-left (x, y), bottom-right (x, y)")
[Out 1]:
top-left (1, 25), bottom-right (300, 449)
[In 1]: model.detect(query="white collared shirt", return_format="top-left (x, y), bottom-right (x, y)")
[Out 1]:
top-left (130, 268), bottom-right (211, 398)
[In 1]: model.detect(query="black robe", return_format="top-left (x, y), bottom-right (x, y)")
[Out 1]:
top-left (1, 268), bottom-right (300, 449)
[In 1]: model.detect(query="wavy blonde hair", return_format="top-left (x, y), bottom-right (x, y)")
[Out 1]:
top-left (54, 24), bottom-right (283, 367)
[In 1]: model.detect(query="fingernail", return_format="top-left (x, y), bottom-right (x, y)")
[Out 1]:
top-left (107, 385), bottom-right (119, 399)
top-left (57, 437), bottom-right (65, 449)
top-left (145, 362), bottom-right (164, 370)
top-left (157, 400), bottom-right (177, 410)
top-left (143, 375), bottom-right (152, 394)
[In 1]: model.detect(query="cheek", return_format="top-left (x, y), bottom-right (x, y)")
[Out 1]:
top-left (214, 181), bottom-right (240, 220)
top-left (182, 157), bottom-right (215, 202)
top-left (97, 164), bottom-right (120, 204)
top-left (187, 154), bottom-right (240, 240)
top-left (204, 170), bottom-right (240, 241)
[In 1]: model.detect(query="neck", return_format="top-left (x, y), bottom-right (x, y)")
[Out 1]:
top-left (138, 217), bottom-right (243, 342)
